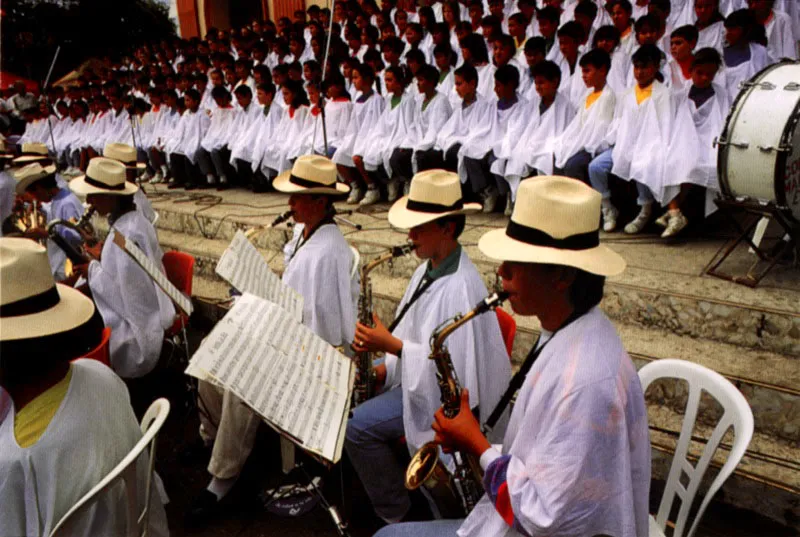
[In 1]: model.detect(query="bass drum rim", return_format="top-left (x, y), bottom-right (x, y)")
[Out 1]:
top-left (716, 59), bottom-right (799, 213)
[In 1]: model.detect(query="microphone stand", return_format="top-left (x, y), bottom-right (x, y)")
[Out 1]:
top-left (42, 46), bottom-right (62, 159)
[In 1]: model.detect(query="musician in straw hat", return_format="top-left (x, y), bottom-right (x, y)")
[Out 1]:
top-left (376, 176), bottom-right (650, 537)
top-left (186, 155), bottom-right (359, 524)
top-left (14, 161), bottom-right (84, 281)
top-left (69, 157), bottom-right (175, 384)
top-left (103, 142), bottom-right (156, 223)
top-left (347, 169), bottom-right (511, 523)
top-left (0, 238), bottom-right (169, 537)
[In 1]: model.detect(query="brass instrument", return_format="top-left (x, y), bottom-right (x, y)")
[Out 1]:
top-left (352, 242), bottom-right (417, 406)
top-left (46, 205), bottom-right (96, 266)
top-left (12, 201), bottom-right (47, 236)
top-left (405, 291), bottom-right (509, 518)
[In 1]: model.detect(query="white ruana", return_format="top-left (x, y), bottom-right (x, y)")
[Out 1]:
top-left (608, 80), bottom-right (699, 204)
top-left (664, 83), bottom-right (730, 214)
top-left (435, 96), bottom-right (495, 181)
top-left (332, 92), bottom-right (385, 167)
top-left (88, 210), bottom-right (176, 378)
top-left (501, 92), bottom-right (576, 197)
top-left (554, 85), bottom-right (617, 169)
top-left (166, 108), bottom-right (210, 164)
top-left (764, 9), bottom-right (797, 61)
top-left (250, 104), bottom-right (285, 172)
top-left (151, 107), bottom-right (181, 151)
top-left (550, 50), bottom-right (587, 108)
top-left (0, 359), bottom-right (170, 537)
top-left (723, 43), bottom-right (773, 104)
top-left (475, 63), bottom-right (498, 101)
top-left (225, 101), bottom-right (263, 160)
top-left (458, 307), bottom-right (651, 537)
top-left (282, 223), bottom-right (358, 347)
top-left (363, 94), bottom-right (416, 177)
top-left (383, 249), bottom-right (512, 454)
top-left (301, 99), bottom-right (353, 155)
top-left (261, 105), bottom-right (309, 174)
top-left (200, 105), bottom-right (238, 153)
top-left (400, 92), bottom-right (453, 174)
top-left (96, 108), bottom-right (134, 152)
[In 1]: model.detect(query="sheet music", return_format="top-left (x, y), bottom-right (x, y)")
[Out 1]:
top-left (216, 230), bottom-right (304, 321)
top-left (185, 293), bottom-right (354, 463)
top-left (111, 232), bottom-right (194, 315)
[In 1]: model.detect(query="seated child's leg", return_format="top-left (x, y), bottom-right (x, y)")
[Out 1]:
top-left (463, 155), bottom-right (491, 194)
top-left (443, 144), bottom-right (461, 173)
top-left (587, 149), bottom-right (614, 199)
top-left (634, 181), bottom-right (654, 206)
top-left (561, 150), bottom-right (593, 184)
top-left (389, 148), bottom-right (413, 184)
top-left (415, 149), bottom-right (444, 171)
top-left (235, 158), bottom-right (254, 188)
top-left (196, 149), bottom-right (218, 185)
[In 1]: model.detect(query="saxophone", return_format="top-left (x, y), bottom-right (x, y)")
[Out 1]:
top-left (405, 291), bottom-right (509, 518)
top-left (46, 205), bottom-right (96, 265)
top-left (352, 242), bottom-right (417, 406)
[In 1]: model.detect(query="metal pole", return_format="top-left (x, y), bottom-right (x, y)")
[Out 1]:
top-left (43, 46), bottom-right (62, 157)
top-left (311, 0), bottom-right (336, 156)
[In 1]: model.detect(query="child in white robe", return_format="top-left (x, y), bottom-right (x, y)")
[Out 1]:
top-left (693, 0), bottom-right (727, 52)
top-left (433, 43), bottom-right (458, 107)
top-left (521, 36), bottom-right (548, 100)
top-left (722, 9), bottom-right (774, 102)
top-left (554, 21), bottom-right (589, 107)
top-left (460, 65), bottom-right (528, 213)
top-left (228, 83), bottom-right (271, 190)
top-left (657, 48), bottom-right (729, 237)
top-left (390, 65), bottom-right (454, 192)
top-left (492, 34), bottom-right (531, 97)
top-left (501, 60), bottom-right (576, 200)
top-left (248, 84), bottom-right (285, 192)
top-left (749, 0), bottom-right (797, 60)
top-left (332, 63), bottom-right (385, 204)
top-left (167, 89), bottom-right (210, 189)
top-left (554, 49), bottom-right (616, 185)
top-left (460, 33), bottom-right (497, 100)
top-left (197, 86), bottom-right (237, 189)
top-left (149, 90), bottom-right (181, 184)
top-left (668, 25), bottom-right (700, 89)
top-left (261, 79), bottom-right (310, 177)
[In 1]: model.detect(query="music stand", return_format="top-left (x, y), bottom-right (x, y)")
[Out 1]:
top-left (703, 197), bottom-right (799, 287)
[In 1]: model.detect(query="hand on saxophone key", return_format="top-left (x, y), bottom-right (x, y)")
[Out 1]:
top-left (353, 312), bottom-right (403, 356)
top-left (432, 389), bottom-right (491, 457)
top-left (85, 242), bottom-right (103, 261)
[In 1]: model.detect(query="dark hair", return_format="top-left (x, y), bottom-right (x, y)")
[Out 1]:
top-left (405, 48), bottom-right (427, 66)
top-left (353, 62), bottom-right (377, 83)
top-left (382, 36), bottom-right (406, 55)
top-left (648, 0), bottom-right (671, 14)
top-left (385, 65), bottom-right (409, 88)
top-left (532, 60), bottom-right (562, 83)
top-left (692, 47), bottom-right (722, 69)
top-left (592, 25), bottom-right (621, 48)
top-left (575, 0), bottom-right (599, 20)
top-left (607, 0), bottom-right (632, 14)
top-left (460, 33), bottom-right (489, 64)
top-left (566, 267), bottom-right (605, 314)
top-left (671, 24), bottom-right (699, 43)
top-left (557, 21), bottom-right (585, 42)
top-left (433, 43), bottom-right (456, 66)
top-left (634, 13), bottom-right (661, 34)
top-left (257, 82), bottom-right (277, 95)
top-left (234, 84), bottom-right (253, 98)
top-left (579, 48), bottom-right (612, 71)
top-left (508, 12), bottom-right (529, 26)
top-left (211, 85), bottom-right (231, 101)
top-left (524, 36), bottom-right (547, 55)
top-left (416, 64), bottom-right (440, 84)
top-left (283, 79), bottom-right (310, 107)
top-left (494, 33), bottom-right (516, 52)
top-left (434, 214), bottom-right (466, 239)
top-left (494, 64), bottom-right (520, 88)
top-left (454, 63), bottom-right (478, 84)
top-left (537, 5), bottom-right (561, 23)
top-left (631, 44), bottom-right (663, 66)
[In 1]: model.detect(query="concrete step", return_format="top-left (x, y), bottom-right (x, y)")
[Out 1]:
top-left (142, 187), bottom-right (800, 358)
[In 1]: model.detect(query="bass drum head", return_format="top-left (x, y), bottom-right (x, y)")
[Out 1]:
top-left (779, 91), bottom-right (800, 221)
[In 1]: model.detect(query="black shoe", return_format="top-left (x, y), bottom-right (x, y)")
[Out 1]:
top-left (184, 490), bottom-right (221, 528)
top-left (216, 182), bottom-right (229, 191)
top-left (252, 183), bottom-right (268, 193)
top-left (167, 182), bottom-right (183, 190)
top-left (184, 183), bottom-right (198, 191)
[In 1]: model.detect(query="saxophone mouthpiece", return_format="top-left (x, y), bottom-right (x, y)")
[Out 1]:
top-left (270, 210), bottom-right (293, 227)
top-left (474, 292), bottom-right (509, 314)
top-left (391, 242), bottom-right (418, 257)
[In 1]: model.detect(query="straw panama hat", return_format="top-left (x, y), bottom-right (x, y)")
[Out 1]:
top-left (388, 169), bottom-right (481, 229)
top-left (0, 238), bottom-right (95, 342)
top-left (478, 176), bottom-right (626, 276)
top-left (71, 157), bottom-right (138, 197)
top-left (103, 142), bottom-right (147, 170)
top-left (14, 162), bottom-right (58, 195)
top-left (12, 142), bottom-right (51, 165)
top-left (274, 155), bottom-right (350, 195)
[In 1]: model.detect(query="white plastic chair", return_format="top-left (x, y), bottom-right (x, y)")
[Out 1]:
top-left (639, 359), bottom-right (754, 537)
top-left (350, 245), bottom-right (361, 280)
top-left (49, 398), bottom-right (171, 537)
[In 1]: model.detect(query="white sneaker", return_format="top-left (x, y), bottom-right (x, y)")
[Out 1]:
top-left (654, 212), bottom-right (670, 228)
top-left (346, 185), bottom-right (362, 204)
top-left (386, 180), bottom-right (400, 202)
top-left (359, 187), bottom-right (381, 207)
top-left (601, 205), bottom-right (619, 232)
top-left (403, 180), bottom-right (411, 196)
top-left (661, 210), bottom-right (688, 238)
top-left (624, 203), bottom-right (652, 234)
top-left (482, 187), bottom-right (499, 213)
top-left (504, 196), bottom-right (513, 216)
top-left (150, 172), bottom-right (164, 184)
top-left (141, 170), bottom-right (152, 182)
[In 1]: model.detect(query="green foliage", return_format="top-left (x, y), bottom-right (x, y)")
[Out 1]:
top-left (1, 0), bottom-right (176, 85)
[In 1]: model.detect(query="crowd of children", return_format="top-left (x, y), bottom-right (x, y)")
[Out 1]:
top-left (9, 0), bottom-right (800, 237)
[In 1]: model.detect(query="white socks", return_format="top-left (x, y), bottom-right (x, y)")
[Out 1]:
top-left (207, 476), bottom-right (237, 500)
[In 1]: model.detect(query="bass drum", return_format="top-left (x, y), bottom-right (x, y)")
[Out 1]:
top-left (717, 60), bottom-right (800, 221)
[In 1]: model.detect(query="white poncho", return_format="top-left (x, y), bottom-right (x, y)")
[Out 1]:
top-left (554, 86), bottom-right (616, 169)
top-left (363, 94), bottom-right (416, 176)
top-left (332, 92), bottom-right (386, 167)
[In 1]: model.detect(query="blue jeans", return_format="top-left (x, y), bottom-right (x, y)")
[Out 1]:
top-left (374, 519), bottom-right (464, 537)
top-left (345, 387), bottom-right (408, 522)
top-left (588, 148), bottom-right (655, 206)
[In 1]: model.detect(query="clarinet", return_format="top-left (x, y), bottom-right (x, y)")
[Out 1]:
top-left (405, 292), bottom-right (509, 517)
top-left (352, 242), bottom-right (417, 406)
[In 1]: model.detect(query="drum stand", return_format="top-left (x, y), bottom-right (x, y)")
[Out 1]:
top-left (704, 198), bottom-right (799, 287)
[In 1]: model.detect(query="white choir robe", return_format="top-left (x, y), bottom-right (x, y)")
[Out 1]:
top-left (250, 104), bottom-right (285, 172)
top-left (225, 101), bottom-right (263, 161)
top-left (438, 70), bottom-right (459, 109)
top-left (51, 116), bottom-right (73, 156)
top-left (435, 96), bottom-right (496, 180)
top-left (609, 80), bottom-right (699, 204)
top-left (363, 95), bottom-right (416, 176)
top-left (476, 63), bottom-right (498, 101)
top-left (459, 96), bottom-right (529, 183)
top-left (399, 92), bottom-right (453, 174)
top-left (96, 108), bottom-right (135, 151)
top-left (490, 96), bottom-right (537, 183)
top-left (554, 85), bottom-right (616, 169)
top-left (167, 109), bottom-right (210, 164)
top-left (765, 9), bottom-right (798, 60)
top-left (282, 223), bottom-right (358, 347)
top-left (665, 84), bottom-right (729, 213)
top-left (261, 106), bottom-right (309, 174)
top-left (502, 92), bottom-right (576, 195)
top-left (552, 51), bottom-right (588, 109)
top-left (200, 105), bottom-right (237, 153)
top-left (383, 249), bottom-right (511, 454)
top-left (19, 119), bottom-right (48, 145)
top-left (697, 21), bottom-right (726, 53)
top-left (332, 93), bottom-right (385, 167)
top-left (88, 210), bottom-right (175, 378)
top-left (72, 113), bottom-right (94, 150)
top-left (723, 44), bottom-right (773, 103)
top-left (457, 307), bottom-right (651, 537)
top-left (134, 188), bottom-right (156, 223)
top-left (0, 359), bottom-right (169, 537)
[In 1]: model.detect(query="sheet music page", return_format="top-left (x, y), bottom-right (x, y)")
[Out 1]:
top-left (216, 230), bottom-right (304, 321)
top-left (185, 293), bottom-right (354, 463)
top-left (111, 232), bottom-right (194, 315)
